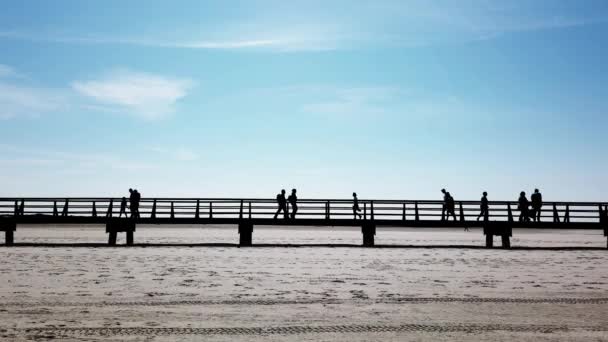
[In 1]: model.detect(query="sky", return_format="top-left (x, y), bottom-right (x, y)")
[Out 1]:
top-left (1, 0), bottom-right (607, 201)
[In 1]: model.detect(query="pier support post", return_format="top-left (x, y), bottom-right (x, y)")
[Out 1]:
top-left (501, 234), bottom-right (511, 248)
top-left (108, 231), bottom-right (117, 246)
top-left (106, 220), bottom-right (136, 246)
top-left (483, 222), bottom-right (511, 249)
top-left (362, 223), bottom-right (376, 247)
top-left (1, 221), bottom-right (16, 246)
top-left (238, 222), bottom-right (253, 247)
top-left (485, 234), bottom-right (493, 248)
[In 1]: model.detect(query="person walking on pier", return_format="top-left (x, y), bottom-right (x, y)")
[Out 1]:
top-left (288, 189), bottom-right (298, 219)
top-left (129, 188), bottom-right (141, 219)
top-left (518, 191), bottom-right (530, 222)
top-left (441, 189), bottom-right (449, 220)
top-left (531, 188), bottom-right (543, 222)
top-left (129, 189), bottom-right (136, 218)
top-left (445, 192), bottom-right (457, 221)
top-left (477, 191), bottom-right (489, 222)
top-left (119, 197), bottom-right (128, 218)
top-left (274, 189), bottom-right (288, 219)
top-left (352, 192), bottom-right (363, 219)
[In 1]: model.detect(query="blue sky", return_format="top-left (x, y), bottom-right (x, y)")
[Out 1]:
top-left (1, 0), bottom-right (607, 200)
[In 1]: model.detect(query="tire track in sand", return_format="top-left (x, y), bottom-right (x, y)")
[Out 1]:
top-left (17, 323), bottom-right (608, 337)
top-left (2, 297), bottom-right (608, 307)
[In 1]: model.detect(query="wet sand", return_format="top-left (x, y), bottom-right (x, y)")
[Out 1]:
top-left (1, 227), bottom-right (607, 341)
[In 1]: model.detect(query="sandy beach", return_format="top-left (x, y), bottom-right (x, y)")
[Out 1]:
top-left (1, 226), bottom-right (607, 341)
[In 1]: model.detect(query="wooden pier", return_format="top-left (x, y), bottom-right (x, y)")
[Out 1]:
top-left (1, 197), bottom-right (607, 248)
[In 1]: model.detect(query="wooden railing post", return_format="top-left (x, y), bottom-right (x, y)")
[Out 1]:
top-left (19, 200), bottom-right (24, 216)
top-left (170, 201), bottom-right (175, 219)
top-left (13, 200), bottom-right (18, 216)
top-left (553, 203), bottom-right (560, 223)
top-left (92, 201), bottom-right (97, 217)
top-left (363, 203), bottom-right (367, 220)
top-left (151, 199), bottom-right (157, 219)
top-left (402, 203), bottom-right (406, 221)
top-left (106, 199), bottom-right (113, 218)
top-left (239, 200), bottom-right (244, 220)
top-left (53, 201), bottom-right (58, 216)
top-left (195, 200), bottom-right (199, 219)
top-left (209, 202), bottom-right (213, 219)
top-left (248, 202), bottom-right (252, 219)
top-left (370, 201), bottom-right (375, 221)
top-left (415, 201), bottom-right (419, 221)
top-left (459, 202), bottom-right (465, 222)
top-left (507, 203), bottom-right (513, 222)
top-left (62, 199), bottom-right (69, 217)
top-left (326, 201), bottom-right (330, 220)
top-left (564, 205), bottom-right (570, 223)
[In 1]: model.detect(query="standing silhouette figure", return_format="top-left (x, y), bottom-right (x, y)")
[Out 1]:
top-left (531, 188), bottom-right (543, 222)
top-left (441, 189), bottom-right (449, 220)
top-left (518, 191), bottom-right (530, 222)
top-left (128, 188), bottom-right (136, 218)
top-left (352, 192), bottom-right (363, 219)
top-left (477, 191), bottom-right (489, 221)
top-left (288, 189), bottom-right (298, 219)
top-left (445, 192), bottom-right (457, 221)
top-left (274, 189), bottom-right (288, 219)
top-left (119, 197), bottom-right (128, 218)
top-left (131, 189), bottom-right (141, 219)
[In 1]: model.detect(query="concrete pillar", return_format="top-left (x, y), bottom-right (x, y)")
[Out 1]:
top-left (239, 222), bottom-right (253, 247)
top-left (126, 231), bottom-right (134, 246)
top-left (5, 230), bottom-right (14, 246)
top-left (485, 234), bottom-right (493, 248)
top-left (108, 231), bottom-right (117, 246)
top-left (362, 223), bottom-right (376, 247)
top-left (501, 235), bottom-right (511, 248)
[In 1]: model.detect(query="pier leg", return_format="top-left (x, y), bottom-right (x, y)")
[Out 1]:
top-left (485, 234), bottom-right (493, 248)
top-left (2, 222), bottom-right (17, 246)
top-left (108, 231), bottom-right (117, 246)
top-left (5, 230), bottom-right (14, 246)
top-left (239, 222), bottom-right (253, 247)
top-left (126, 231), bottom-right (134, 246)
top-left (362, 223), bottom-right (376, 247)
top-left (501, 235), bottom-right (511, 248)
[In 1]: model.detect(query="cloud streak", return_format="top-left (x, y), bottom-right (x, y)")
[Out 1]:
top-left (1, 1), bottom-right (606, 51)
top-left (71, 69), bottom-right (194, 120)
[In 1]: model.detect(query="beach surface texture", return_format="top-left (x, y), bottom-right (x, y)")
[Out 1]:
top-left (1, 226), bottom-right (607, 341)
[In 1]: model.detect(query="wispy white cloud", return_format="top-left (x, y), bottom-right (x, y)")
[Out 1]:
top-left (0, 64), bottom-right (20, 78)
top-left (0, 82), bottom-right (66, 119)
top-left (2, 1), bottom-right (605, 51)
top-left (71, 69), bottom-right (194, 120)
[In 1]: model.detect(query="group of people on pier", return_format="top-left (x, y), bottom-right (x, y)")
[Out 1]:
top-left (272, 188), bottom-right (544, 222)
top-left (115, 187), bottom-right (544, 222)
top-left (118, 188), bottom-right (142, 218)
top-left (273, 189), bottom-right (298, 219)
top-left (441, 188), bottom-right (543, 223)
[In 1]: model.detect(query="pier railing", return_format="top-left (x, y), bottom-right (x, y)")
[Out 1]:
top-left (1, 197), bottom-right (607, 224)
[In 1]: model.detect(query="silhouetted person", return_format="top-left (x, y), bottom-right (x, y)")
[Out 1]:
top-left (274, 189), bottom-right (288, 219)
top-left (129, 188), bottom-right (136, 218)
top-left (518, 191), bottom-right (530, 222)
top-left (445, 192), bottom-right (457, 221)
top-left (531, 188), bottom-right (543, 222)
top-left (477, 191), bottom-right (489, 221)
top-left (352, 192), bottom-right (362, 219)
top-left (119, 197), bottom-right (128, 218)
top-left (288, 189), bottom-right (298, 219)
top-left (441, 189), bottom-right (449, 220)
top-left (130, 189), bottom-right (141, 219)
